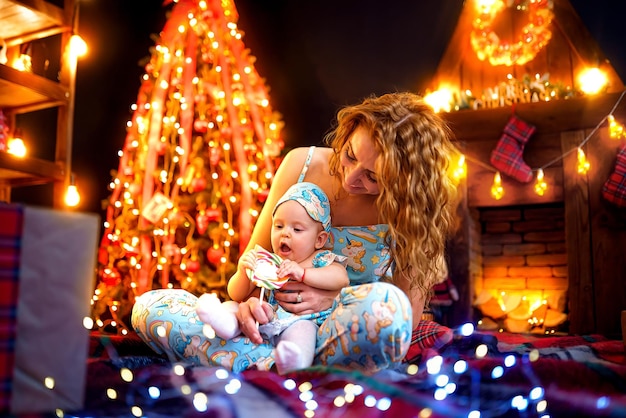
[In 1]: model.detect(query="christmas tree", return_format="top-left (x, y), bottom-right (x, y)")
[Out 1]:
top-left (92, 0), bottom-right (284, 333)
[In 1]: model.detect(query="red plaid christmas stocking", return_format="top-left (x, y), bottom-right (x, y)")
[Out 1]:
top-left (490, 115), bottom-right (535, 183)
top-left (602, 144), bottom-right (626, 208)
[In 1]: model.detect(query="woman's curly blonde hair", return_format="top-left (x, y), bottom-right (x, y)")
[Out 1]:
top-left (325, 92), bottom-right (459, 298)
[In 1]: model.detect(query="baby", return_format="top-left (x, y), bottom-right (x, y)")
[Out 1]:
top-left (196, 182), bottom-right (349, 374)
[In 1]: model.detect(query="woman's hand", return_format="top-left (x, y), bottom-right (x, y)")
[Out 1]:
top-left (236, 296), bottom-right (275, 344)
top-left (274, 281), bottom-right (339, 315)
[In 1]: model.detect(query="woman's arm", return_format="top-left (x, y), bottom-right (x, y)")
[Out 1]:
top-left (273, 281), bottom-right (340, 315)
top-left (396, 272), bottom-right (426, 329)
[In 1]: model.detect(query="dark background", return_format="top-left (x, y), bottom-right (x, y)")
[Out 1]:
top-left (13, 0), bottom-right (626, 216)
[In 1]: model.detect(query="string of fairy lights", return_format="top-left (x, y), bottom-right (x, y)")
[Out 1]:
top-left (448, 90), bottom-right (626, 200)
top-left (51, 321), bottom-right (618, 417)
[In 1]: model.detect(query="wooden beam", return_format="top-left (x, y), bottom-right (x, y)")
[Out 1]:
top-left (0, 151), bottom-right (65, 185)
top-left (585, 124), bottom-right (626, 338)
top-left (0, 0), bottom-right (69, 46)
top-left (0, 64), bottom-right (70, 111)
top-left (561, 130), bottom-right (594, 334)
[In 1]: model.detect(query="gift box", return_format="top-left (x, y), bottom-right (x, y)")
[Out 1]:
top-left (0, 203), bottom-right (100, 414)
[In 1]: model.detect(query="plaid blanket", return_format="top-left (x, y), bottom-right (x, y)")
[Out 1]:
top-left (0, 205), bottom-right (23, 412)
top-left (72, 328), bottom-right (626, 418)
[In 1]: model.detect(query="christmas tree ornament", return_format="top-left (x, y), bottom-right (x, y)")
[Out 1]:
top-left (490, 114), bottom-right (536, 183)
top-left (155, 140), bottom-right (167, 155)
top-left (193, 118), bottom-right (208, 133)
top-left (205, 207), bottom-right (221, 221)
top-left (162, 243), bottom-right (180, 258)
top-left (602, 144), bottom-right (626, 208)
top-left (209, 147), bottom-right (221, 167)
top-left (196, 211), bottom-right (209, 235)
top-left (257, 188), bottom-right (269, 203)
top-left (101, 268), bottom-right (121, 287)
top-left (190, 176), bottom-right (207, 192)
top-left (128, 182), bottom-right (141, 196)
top-left (185, 258), bottom-right (200, 274)
top-left (206, 246), bottom-right (224, 265)
top-left (141, 192), bottom-right (172, 224)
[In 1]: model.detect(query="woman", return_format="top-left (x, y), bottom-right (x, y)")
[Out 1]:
top-left (132, 92), bottom-right (458, 373)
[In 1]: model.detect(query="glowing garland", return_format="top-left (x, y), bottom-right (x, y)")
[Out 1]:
top-left (470, 0), bottom-right (554, 66)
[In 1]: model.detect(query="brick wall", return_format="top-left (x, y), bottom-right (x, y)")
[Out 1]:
top-left (474, 203), bottom-right (569, 333)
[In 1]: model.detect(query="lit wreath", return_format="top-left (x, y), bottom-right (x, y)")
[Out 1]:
top-left (470, 0), bottom-right (554, 67)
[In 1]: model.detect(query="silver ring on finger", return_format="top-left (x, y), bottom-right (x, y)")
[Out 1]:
top-left (296, 292), bottom-right (303, 304)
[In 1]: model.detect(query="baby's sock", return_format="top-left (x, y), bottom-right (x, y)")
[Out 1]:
top-left (196, 293), bottom-right (240, 339)
top-left (274, 340), bottom-right (312, 375)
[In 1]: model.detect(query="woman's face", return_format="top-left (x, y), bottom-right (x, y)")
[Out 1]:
top-left (339, 127), bottom-right (380, 195)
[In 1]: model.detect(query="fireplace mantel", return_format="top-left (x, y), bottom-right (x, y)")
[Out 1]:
top-left (442, 92), bottom-right (626, 142)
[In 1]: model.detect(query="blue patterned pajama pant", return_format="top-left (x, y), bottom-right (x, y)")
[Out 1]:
top-left (131, 281), bottom-right (413, 373)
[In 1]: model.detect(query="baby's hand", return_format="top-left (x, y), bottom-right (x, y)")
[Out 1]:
top-left (239, 249), bottom-right (257, 273)
top-left (277, 259), bottom-right (305, 282)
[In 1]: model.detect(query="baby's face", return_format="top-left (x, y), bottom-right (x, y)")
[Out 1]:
top-left (271, 200), bottom-right (323, 263)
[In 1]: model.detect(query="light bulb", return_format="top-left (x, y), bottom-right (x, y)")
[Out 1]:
top-left (534, 168), bottom-right (547, 196)
top-left (578, 68), bottom-right (607, 95)
top-left (577, 147), bottom-right (590, 175)
top-left (70, 34), bottom-right (88, 58)
top-left (65, 184), bottom-right (81, 207)
top-left (7, 136), bottom-right (26, 157)
top-left (608, 115), bottom-right (625, 139)
top-left (452, 154), bottom-right (467, 181)
top-left (490, 172), bottom-right (504, 200)
top-left (12, 54), bottom-right (32, 72)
